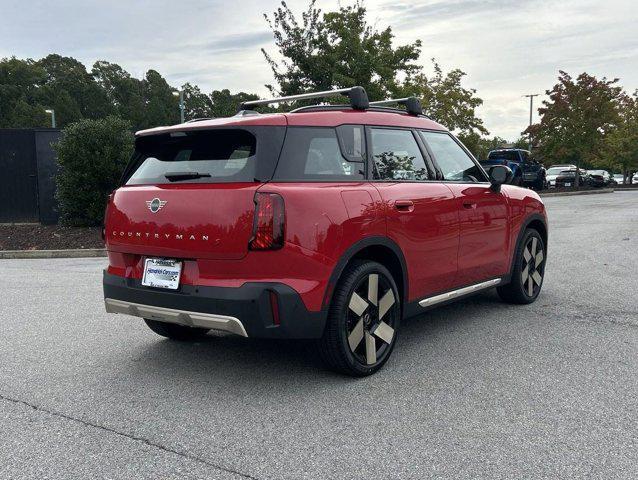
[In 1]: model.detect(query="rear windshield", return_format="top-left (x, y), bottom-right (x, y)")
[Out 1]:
top-left (126, 129), bottom-right (257, 185)
top-left (488, 151), bottom-right (519, 162)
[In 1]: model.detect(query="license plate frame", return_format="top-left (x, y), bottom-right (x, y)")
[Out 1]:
top-left (141, 258), bottom-right (182, 290)
top-left (565, 182), bottom-right (571, 187)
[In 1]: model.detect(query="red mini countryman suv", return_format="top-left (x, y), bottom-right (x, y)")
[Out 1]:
top-left (103, 87), bottom-right (547, 376)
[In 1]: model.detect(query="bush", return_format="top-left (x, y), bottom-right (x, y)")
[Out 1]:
top-left (54, 116), bottom-right (134, 226)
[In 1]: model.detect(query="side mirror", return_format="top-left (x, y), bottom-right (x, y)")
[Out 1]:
top-left (489, 165), bottom-right (513, 192)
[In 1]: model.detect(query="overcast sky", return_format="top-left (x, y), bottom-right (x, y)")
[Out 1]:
top-left (2, 0), bottom-right (637, 139)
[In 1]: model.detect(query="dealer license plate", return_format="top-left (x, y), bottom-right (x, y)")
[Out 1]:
top-left (142, 258), bottom-right (182, 290)
top-left (565, 182), bottom-right (571, 187)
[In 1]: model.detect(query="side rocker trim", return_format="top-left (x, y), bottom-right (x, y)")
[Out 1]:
top-left (418, 278), bottom-right (502, 308)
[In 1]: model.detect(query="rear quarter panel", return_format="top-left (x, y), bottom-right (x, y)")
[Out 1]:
top-left (261, 182), bottom-right (386, 258)
top-left (256, 182), bottom-right (386, 310)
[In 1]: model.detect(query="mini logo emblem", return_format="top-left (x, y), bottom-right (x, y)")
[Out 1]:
top-left (146, 198), bottom-right (167, 213)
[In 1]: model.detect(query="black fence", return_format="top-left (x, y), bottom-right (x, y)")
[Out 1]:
top-left (0, 129), bottom-right (61, 224)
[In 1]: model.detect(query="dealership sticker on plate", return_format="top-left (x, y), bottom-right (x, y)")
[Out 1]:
top-left (142, 258), bottom-right (182, 290)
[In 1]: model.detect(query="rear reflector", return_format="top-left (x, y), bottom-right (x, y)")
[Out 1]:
top-left (249, 193), bottom-right (285, 250)
top-left (269, 290), bottom-right (281, 325)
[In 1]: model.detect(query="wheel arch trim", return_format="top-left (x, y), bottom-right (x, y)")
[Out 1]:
top-left (508, 212), bottom-right (548, 279)
top-left (322, 236), bottom-right (409, 310)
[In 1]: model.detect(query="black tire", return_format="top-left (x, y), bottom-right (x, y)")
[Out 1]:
top-left (317, 260), bottom-right (401, 376)
top-left (497, 229), bottom-right (546, 304)
top-left (144, 319), bottom-right (210, 341)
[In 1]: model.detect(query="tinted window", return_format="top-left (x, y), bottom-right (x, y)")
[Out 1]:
top-left (420, 132), bottom-right (486, 182)
top-left (370, 128), bottom-right (428, 181)
top-left (274, 127), bottom-right (364, 180)
top-left (127, 129), bottom-right (256, 185)
top-left (488, 151), bottom-right (519, 162)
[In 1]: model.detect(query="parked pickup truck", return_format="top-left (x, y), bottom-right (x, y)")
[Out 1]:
top-left (480, 149), bottom-right (546, 190)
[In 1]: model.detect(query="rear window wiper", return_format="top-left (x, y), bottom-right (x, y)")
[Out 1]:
top-left (164, 171), bottom-right (212, 181)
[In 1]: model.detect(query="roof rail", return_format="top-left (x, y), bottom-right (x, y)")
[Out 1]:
top-left (369, 97), bottom-right (422, 115)
top-left (185, 117), bottom-right (214, 123)
top-left (239, 86), bottom-right (369, 111)
top-left (290, 104), bottom-right (431, 119)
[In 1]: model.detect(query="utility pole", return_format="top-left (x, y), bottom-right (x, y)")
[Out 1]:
top-left (523, 94), bottom-right (539, 152)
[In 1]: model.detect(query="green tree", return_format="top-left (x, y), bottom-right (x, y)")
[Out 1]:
top-left (211, 89), bottom-right (262, 117)
top-left (92, 62), bottom-right (180, 130)
top-left (181, 82), bottom-right (214, 119)
top-left (262, 1), bottom-right (486, 134)
top-left (1, 55), bottom-right (115, 128)
top-left (54, 116), bottom-right (134, 226)
top-left (525, 71), bottom-right (626, 184)
top-left (457, 133), bottom-right (508, 160)
top-left (512, 136), bottom-right (533, 150)
top-left (0, 57), bottom-right (48, 127)
top-left (399, 61), bottom-right (488, 136)
top-left (143, 69), bottom-right (180, 128)
top-left (262, 0), bottom-right (422, 101)
top-left (36, 54), bottom-right (113, 126)
top-left (604, 91), bottom-right (638, 182)
top-left (92, 61), bottom-right (146, 129)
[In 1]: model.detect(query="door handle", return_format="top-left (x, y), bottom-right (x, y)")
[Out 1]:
top-left (463, 201), bottom-right (477, 209)
top-left (394, 200), bottom-right (414, 212)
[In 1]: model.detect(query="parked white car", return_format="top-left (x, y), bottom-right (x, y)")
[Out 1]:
top-left (613, 173), bottom-right (636, 184)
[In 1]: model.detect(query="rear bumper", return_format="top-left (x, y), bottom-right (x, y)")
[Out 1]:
top-left (103, 271), bottom-right (327, 339)
top-left (105, 298), bottom-right (249, 336)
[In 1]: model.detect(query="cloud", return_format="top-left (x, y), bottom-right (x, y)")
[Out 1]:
top-left (378, 0), bottom-right (532, 26)
top-left (201, 32), bottom-right (274, 53)
top-left (1, 0), bottom-right (636, 140)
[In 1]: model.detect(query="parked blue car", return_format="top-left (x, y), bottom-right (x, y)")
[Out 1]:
top-left (480, 149), bottom-right (546, 190)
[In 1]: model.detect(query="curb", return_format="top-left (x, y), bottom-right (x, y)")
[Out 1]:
top-left (0, 248), bottom-right (107, 259)
top-left (539, 188), bottom-right (614, 198)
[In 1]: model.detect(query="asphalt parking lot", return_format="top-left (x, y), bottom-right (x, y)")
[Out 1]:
top-left (1, 191), bottom-right (637, 479)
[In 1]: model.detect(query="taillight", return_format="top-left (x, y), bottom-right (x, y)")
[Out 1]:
top-left (249, 193), bottom-right (285, 250)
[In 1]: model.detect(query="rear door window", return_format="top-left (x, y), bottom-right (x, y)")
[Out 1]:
top-left (420, 131), bottom-right (487, 182)
top-left (370, 128), bottom-right (429, 181)
top-left (126, 129), bottom-right (258, 185)
top-left (273, 127), bottom-right (365, 180)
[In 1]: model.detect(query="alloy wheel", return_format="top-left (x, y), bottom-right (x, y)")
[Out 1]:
top-left (521, 236), bottom-right (545, 297)
top-left (346, 273), bottom-right (398, 365)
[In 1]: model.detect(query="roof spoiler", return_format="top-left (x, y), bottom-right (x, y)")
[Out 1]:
top-left (369, 97), bottom-right (423, 115)
top-left (239, 86), bottom-right (369, 111)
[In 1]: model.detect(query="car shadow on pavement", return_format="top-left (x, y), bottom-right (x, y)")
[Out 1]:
top-left (118, 290), bottom-right (511, 386)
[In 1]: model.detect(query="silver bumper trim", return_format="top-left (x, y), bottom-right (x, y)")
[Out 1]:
top-left (104, 298), bottom-right (248, 337)
top-left (418, 278), bottom-right (502, 308)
